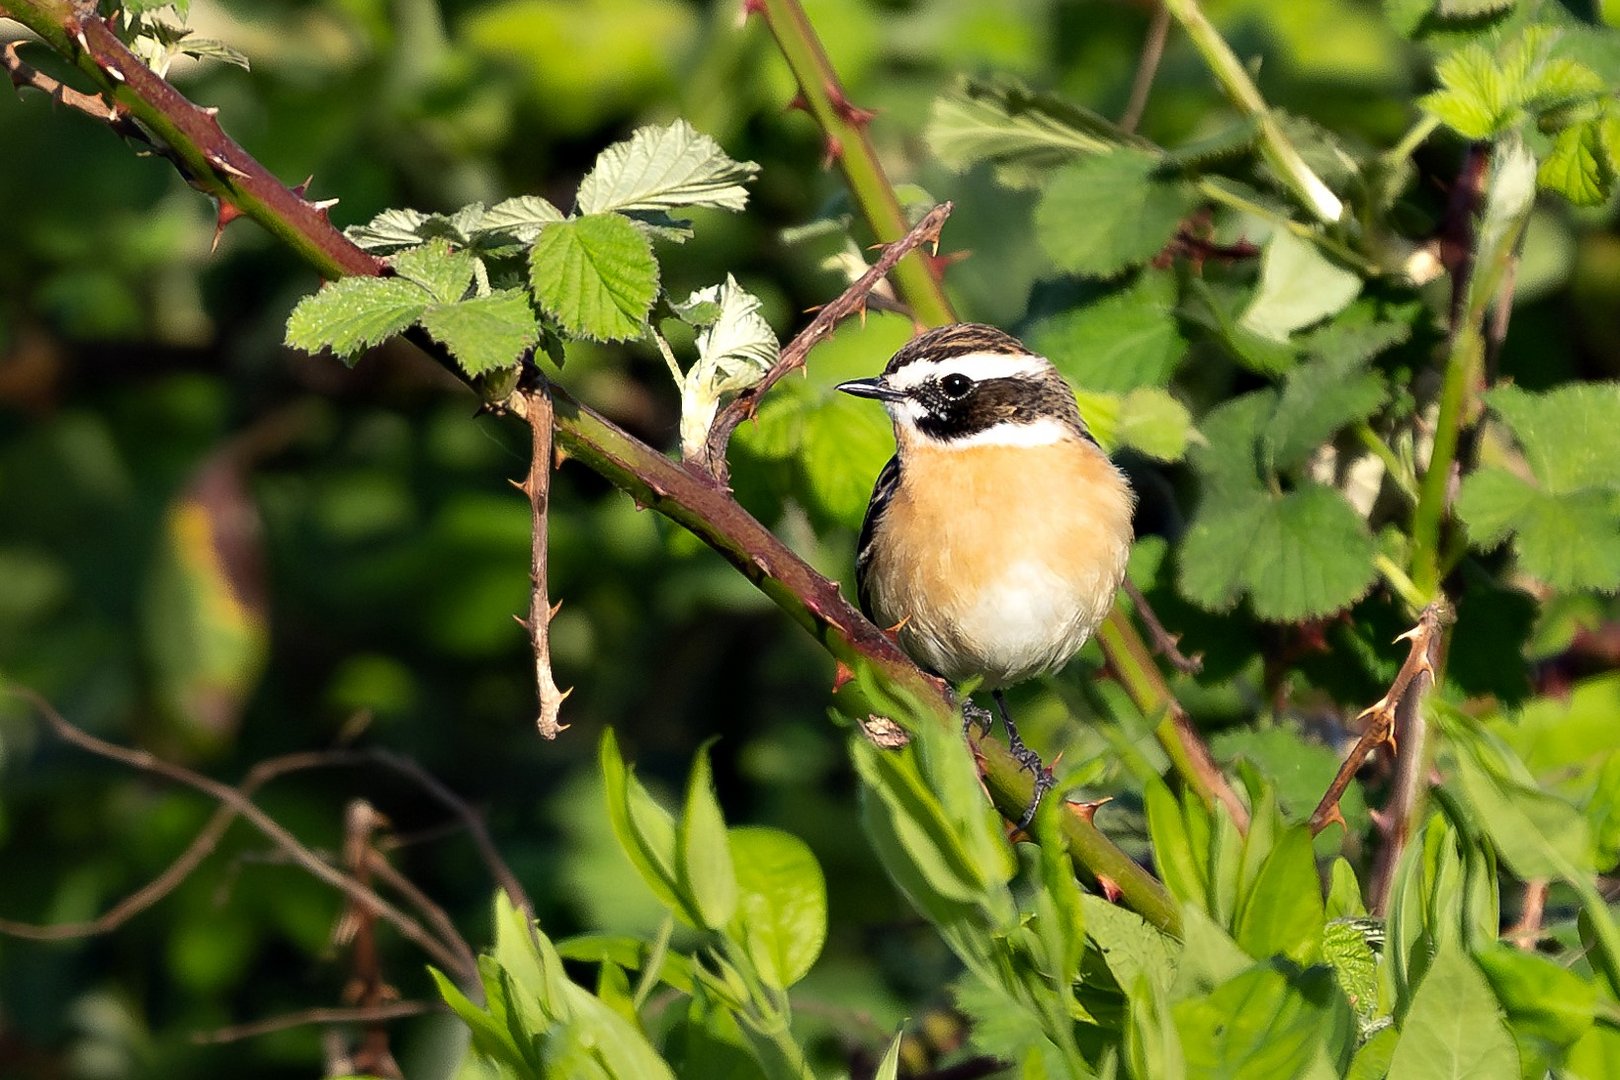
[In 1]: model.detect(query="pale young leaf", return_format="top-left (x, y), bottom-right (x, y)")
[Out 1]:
top-left (576, 120), bottom-right (759, 217)
top-left (676, 276), bottom-right (780, 459)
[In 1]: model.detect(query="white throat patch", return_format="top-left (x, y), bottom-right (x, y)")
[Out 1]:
top-left (930, 416), bottom-right (1076, 448)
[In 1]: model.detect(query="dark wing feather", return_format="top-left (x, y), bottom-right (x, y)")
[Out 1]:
top-left (854, 454), bottom-right (901, 620)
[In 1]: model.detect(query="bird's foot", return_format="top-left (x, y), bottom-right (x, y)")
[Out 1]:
top-left (960, 699), bottom-right (994, 739)
top-left (994, 690), bottom-right (1055, 830)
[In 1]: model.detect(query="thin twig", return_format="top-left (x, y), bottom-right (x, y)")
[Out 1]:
top-left (366, 850), bottom-right (479, 980)
top-left (513, 382), bottom-right (571, 738)
top-left (1122, 579), bottom-right (1202, 675)
top-left (1119, 1), bottom-right (1171, 134)
top-left (191, 1002), bottom-right (440, 1046)
top-left (360, 748), bottom-right (533, 920)
top-left (1309, 601), bottom-right (1453, 837)
top-left (4, 690), bottom-right (475, 981)
top-left (335, 801), bottom-right (401, 1079)
top-left (697, 201), bottom-right (954, 480)
top-left (2, 38), bottom-right (140, 135)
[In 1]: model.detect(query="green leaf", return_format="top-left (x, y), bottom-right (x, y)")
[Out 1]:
top-left (1114, 388), bottom-right (1195, 462)
top-left (677, 744), bottom-right (738, 931)
top-left (1386, 941), bottom-right (1518, 1079)
top-left (851, 738), bottom-right (988, 906)
top-left (529, 214), bottom-right (659, 342)
top-left (284, 277), bottom-right (428, 361)
top-left (1173, 964), bottom-right (1347, 1078)
top-left (926, 75), bottom-right (1130, 187)
top-left (1457, 382), bottom-right (1620, 592)
top-left (1476, 943), bottom-right (1596, 1051)
top-left (1240, 230), bottom-right (1363, 344)
top-left (1347, 1026), bottom-right (1398, 1080)
top-left (1264, 352), bottom-right (1388, 473)
top-left (418, 290), bottom-right (540, 376)
top-left (1182, 277), bottom-right (1301, 375)
top-left (1437, 0), bottom-right (1514, 16)
top-left (430, 966), bottom-right (529, 1073)
top-left (479, 195), bottom-right (566, 244)
top-left (575, 120), bottom-right (758, 217)
top-left (1324, 919), bottom-right (1380, 1026)
top-left (1178, 484), bottom-right (1377, 621)
top-left (1539, 119), bottom-right (1615, 207)
top-left (346, 208), bottom-right (437, 252)
top-left (728, 827), bottom-right (826, 990)
top-left (874, 1028), bottom-right (905, 1080)
top-left (1084, 895), bottom-right (1179, 999)
top-left (1034, 148), bottom-right (1200, 278)
top-left (1028, 271), bottom-right (1187, 393)
top-left (1422, 43), bottom-right (1512, 139)
top-left (799, 394), bottom-right (896, 530)
top-left (1233, 826), bottom-right (1326, 964)
top-left (391, 239), bottom-right (475, 304)
top-left (1162, 117), bottom-right (1263, 170)
top-left (1451, 734), bottom-right (1594, 883)
top-left (1147, 782), bottom-right (1207, 913)
top-left (599, 730), bottom-right (702, 926)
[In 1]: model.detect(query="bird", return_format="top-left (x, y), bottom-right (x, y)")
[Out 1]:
top-left (837, 323), bottom-right (1135, 824)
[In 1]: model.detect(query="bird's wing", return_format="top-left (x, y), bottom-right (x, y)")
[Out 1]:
top-left (855, 454), bottom-right (901, 620)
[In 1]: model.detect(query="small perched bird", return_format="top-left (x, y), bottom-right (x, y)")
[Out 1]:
top-left (838, 323), bottom-right (1135, 821)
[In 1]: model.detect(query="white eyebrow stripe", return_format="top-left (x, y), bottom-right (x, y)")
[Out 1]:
top-left (885, 351), bottom-right (1050, 390)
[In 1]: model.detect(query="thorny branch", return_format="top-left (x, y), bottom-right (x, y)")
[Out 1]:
top-left (2, 691), bottom-right (478, 982)
top-left (1308, 601), bottom-right (1454, 839)
top-left (514, 383), bottom-right (571, 739)
top-left (695, 201), bottom-right (955, 481)
top-left (334, 800), bottom-right (401, 1079)
top-left (1122, 579), bottom-right (1202, 676)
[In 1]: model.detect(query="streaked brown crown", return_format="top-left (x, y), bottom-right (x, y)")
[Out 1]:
top-left (881, 323), bottom-right (1029, 377)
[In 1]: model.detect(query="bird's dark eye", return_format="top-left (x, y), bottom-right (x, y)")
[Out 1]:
top-left (940, 373), bottom-right (973, 398)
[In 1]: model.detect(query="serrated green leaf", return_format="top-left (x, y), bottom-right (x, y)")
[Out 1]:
top-left (1324, 919), bottom-right (1380, 1025)
top-left (391, 239), bottom-right (475, 305)
top-left (1240, 230), bottom-right (1363, 344)
top-left (529, 214), bottom-right (659, 342)
top-left (1162, 117), bottom-right (1263, 170)
top-left (575, 120), bottom-right (758, 217)
top-left (1265, 352), bottom-right (1387, 473)
top-left (1182, 277), bottom-right (1301, 375)
top-left (1539, 119), bottom-right (1615, 206)
top-left (1422, 43), bottom-right (1512, 138)
top-left (1173, 965), bottom-right (1346, 1078)
top-left (1179, 484), bottom-right (1376, 620)
top-left (729, 827), bottom-right (826, 990)
top-left (1456, 383), bottom-right (1620, 591)
top-left (346, 208), bottom-right (434, 252)
top-left (418, 290), bottom-right (539, 376)
top-left (284, 277), bottom-right (428, 361)
top-left (478, 195), bottom-right (566, 244)
top-left (925, 75), bottom-right (1130, 186)
top-left (1028, 270), bottom-right (1187, 392)
top-left (1035, 148), bottom-right (1199, 278)
top-left (1386, 941), bottom-right (1518, 1080)
top-left (1189, 390), bottom-right (1277, 499)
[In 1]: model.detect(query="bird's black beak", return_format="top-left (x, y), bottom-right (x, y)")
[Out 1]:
top-left (836, 377), bottom-right (906, 402)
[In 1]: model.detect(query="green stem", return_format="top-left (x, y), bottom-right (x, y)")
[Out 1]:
top-left (751, 0), bottom-right (955, 328)
top-left (1196, 178), bottom-right (1375, 274)
top-left (1354, 421), bottom-right (1419, 503)
top-left (1374, 554), bottom-right (1426, 616)
top-left (1164, 0), bottom-right (1343, 225)
top-left (1385, 114), bottom-right (1442, 167)
top-left (1410, 324), bottom-right (1480, 599)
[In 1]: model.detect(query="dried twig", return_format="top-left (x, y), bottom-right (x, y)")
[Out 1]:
top-left (3, 38), bottom-right (138, 133)
top-left (1308, 601), bottom-right (1454, 838)
top-left (695, 201), bottom-right (954, 481)
top-left (512, 383), bottom-right (571, 739)
top-left (1122, 579), bottom-right (1202, 675)
top-left (1120, 1), bottom-right (1171, 133)
top-left (3, 690), bottom-right (476, 981)
top-left (366, 850), bottom-right (478, 980)
top-left (192, 1002), bottom-right (439, 1046)
top-left (1507, 879), bottom-right (1549, 951)
top-left (335, 801), bottom-right (401, 1079)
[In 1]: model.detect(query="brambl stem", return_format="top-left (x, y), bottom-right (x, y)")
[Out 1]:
top-left (1, 0), bottom-right (1183, 932)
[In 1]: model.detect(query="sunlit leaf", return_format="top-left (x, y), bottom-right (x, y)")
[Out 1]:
top-left (729, 827), bottom-right (826, 990)
top-left (1035, 148), bottom-right (1199, 278)
top-left (529, 213), bottom-right (660, 341)
top-left (1386, 941), bottom-right (1518, 1079)
top-left (1239, 230), bottom-right (1363, 344)
top-left (284, 277), bottom-right (427, 360)
top-left (576, 120), bottom-right (758, 217)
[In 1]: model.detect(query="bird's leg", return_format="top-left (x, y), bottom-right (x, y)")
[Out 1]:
top-left (994, 689), bottom-right (1055, 829)
top-left (960, 697), bottom-right (994, 738)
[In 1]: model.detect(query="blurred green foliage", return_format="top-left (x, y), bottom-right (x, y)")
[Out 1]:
top-left (3, 0), bottom-right (1620, 1077)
